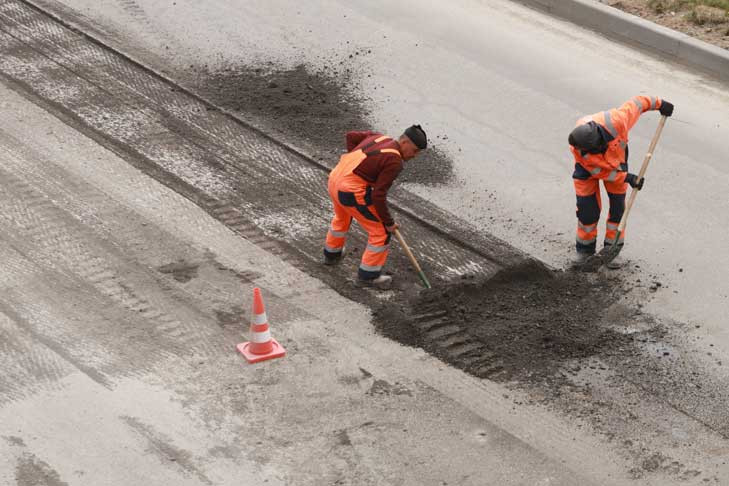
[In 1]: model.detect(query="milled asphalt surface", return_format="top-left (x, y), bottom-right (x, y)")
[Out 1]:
top-left (1, 0), bottom-right (729, 484)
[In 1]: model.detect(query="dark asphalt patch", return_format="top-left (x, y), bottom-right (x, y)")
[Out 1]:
top-left (157, 260), bottom-right (199, 283)
top-left (15, 453), bottom-right (69, 486)
top-left (214, 307), bottom-right (245, 330)
top-left (374, 259), bottom-right (636, 384)
top-left (189, 63), bottom-right (454, 187)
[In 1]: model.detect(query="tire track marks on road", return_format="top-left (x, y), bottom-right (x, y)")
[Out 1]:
top-left (0, 156), bottom-right (226, 382)
top-left (0, 0), bottom-right (522, 288)
top-left (0, 240), bottom-right (110, 396)
top-left (0, 4), bottom-right (352, 261)
top-left (0, 309), bottom-right (70, 405)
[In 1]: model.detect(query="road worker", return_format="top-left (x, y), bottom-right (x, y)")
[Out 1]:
top-left (323, 125), bottom-right (427, 289)
top-left (569, 96), bottom-right (674, 268)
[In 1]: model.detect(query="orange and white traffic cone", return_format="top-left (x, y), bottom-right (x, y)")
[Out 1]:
top-left (237, 287), bottom-right (286, 363)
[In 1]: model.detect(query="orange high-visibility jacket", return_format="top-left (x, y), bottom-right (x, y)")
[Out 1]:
top-left (571, 96), bottom-right (664, 181)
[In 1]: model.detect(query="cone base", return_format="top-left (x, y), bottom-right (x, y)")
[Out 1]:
top-left (237, 339), bottom-right (286, 363)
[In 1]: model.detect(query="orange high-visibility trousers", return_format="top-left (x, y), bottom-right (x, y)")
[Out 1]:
top-left (324, 136), bottom-right (398, 280)
top-left (574, 178), bottom-right (627, 253)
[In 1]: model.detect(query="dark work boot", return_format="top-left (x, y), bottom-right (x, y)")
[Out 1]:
top-left (570, 250), bottom-right (593, 267)
top-left (323, 247), bottom-right (344, 266)
top-left (356, 275), bottom-right (393, 290)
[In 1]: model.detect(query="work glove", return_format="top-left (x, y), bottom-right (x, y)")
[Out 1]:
top-left (625, 173), bottom-right (645, 190)
top-left (659, 100), bottom-right (674, 117)
top-left (385, 223), bottom-right (399, 233)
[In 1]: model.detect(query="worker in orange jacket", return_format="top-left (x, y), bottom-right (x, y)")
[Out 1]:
top-left (568, 96), bottom-right (674, 268)
top-left (323, 125), bottom-right (427, 289)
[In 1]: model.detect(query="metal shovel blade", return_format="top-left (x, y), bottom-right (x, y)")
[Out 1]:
top-left (579, 234), bottom-right (622, 272)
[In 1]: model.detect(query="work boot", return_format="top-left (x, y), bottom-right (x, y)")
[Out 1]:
top-left (323, 254), bottom-right (342, 266)
top-left (322, 247), bottom-right (345, 266)
top-left (570, 251), bottom-right (593, 267)
top-left (606, 254), bottom-right (626, 270)
top-left (357, 275), bottom-right (393, 290)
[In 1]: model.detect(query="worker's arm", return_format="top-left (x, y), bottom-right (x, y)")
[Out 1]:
top-left (371, 157), bottom-right (403, 227)
top-left (615, 96), bottom-right (673, 133)
top-left (345, 131), bottom-right (377, 152)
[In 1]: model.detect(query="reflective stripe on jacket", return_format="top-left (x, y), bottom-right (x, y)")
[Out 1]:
top-left (571, 96), bottom-right (662, 180)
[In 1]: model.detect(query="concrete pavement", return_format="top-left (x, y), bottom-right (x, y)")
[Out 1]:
top-left (0, 80), bottom-right (618, 485)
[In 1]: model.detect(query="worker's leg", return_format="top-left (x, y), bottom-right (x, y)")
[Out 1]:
top-left (574, 178), bottom-right (601, 254)
top-left (353, 208), bottom-right (390, 281)
top-left (323, 196), bottom-right (352, 263)
top-left (603, 179), bottom-right (628, 247)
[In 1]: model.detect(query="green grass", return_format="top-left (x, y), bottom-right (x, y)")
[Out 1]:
top-left (648, 0), bottom-right (729, 22)
top-left (699, 0), bottom-right (729, 10)
top-left (649, 0), bottom-right (729, 11)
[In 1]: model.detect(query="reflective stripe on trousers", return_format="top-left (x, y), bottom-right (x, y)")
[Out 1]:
top-left (574, 176), bottom-right (627, 252)
top-left (325, 218), bottom-right (351, 257)
top-left (325, 191), bottom-right (390, 279)
top-left (325, 135), bottom-right (399, 280)
top-left (359, 262), bottom-right (383, 273)
top-left (578, 221), bottom-right (597, 233)
top-left (325, 180), bottom-right (391, 280)
top-left (605, 221), bottom-right (626, 245)
top-left (576, 235), bottom-right (597, 246)
top-left (366, 243), bottom-right (388, 254)
top-left (358, 235), bottom-right (390, 280)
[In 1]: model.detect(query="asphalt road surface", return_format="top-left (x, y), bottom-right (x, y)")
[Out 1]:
top-left (1, 0), bottom-right (728, 484)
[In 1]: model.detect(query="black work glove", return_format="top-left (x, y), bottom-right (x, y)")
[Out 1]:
top-left (659, 101), bottom-right (674, 117)
top-left (625, 173), bottom-right (645, 190)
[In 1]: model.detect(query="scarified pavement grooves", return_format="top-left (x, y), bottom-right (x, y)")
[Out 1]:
top-left (0, 0), bottom-right (527, 294)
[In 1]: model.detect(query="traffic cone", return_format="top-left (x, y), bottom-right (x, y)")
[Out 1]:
top-left (237, 287), bottom-right (286, 363)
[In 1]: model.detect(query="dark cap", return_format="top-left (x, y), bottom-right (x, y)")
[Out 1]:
top-left (404, 124), bottom-right (427, 150)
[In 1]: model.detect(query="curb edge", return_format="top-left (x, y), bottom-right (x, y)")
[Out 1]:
top-left (517, 0), bottom-right (729, 81)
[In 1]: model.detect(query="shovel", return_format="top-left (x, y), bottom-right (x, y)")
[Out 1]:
top-left (393, 228), bottom-right (432, 289)
top-left (581, 115), bottom-right (668, 272)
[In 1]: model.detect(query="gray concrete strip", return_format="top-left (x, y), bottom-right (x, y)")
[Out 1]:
top-left (517, 0), bottom-right (729, 81)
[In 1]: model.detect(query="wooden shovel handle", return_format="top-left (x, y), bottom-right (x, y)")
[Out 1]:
top-left (617, 115), bottom-right (668, 233)
top-left (394, 228), bottom-right (424, 274)
top-left (393, 228), bottom-right (431, 288)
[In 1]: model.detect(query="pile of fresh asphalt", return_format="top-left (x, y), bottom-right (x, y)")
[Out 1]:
top-left (375, 259), bottom-right (633, 383)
